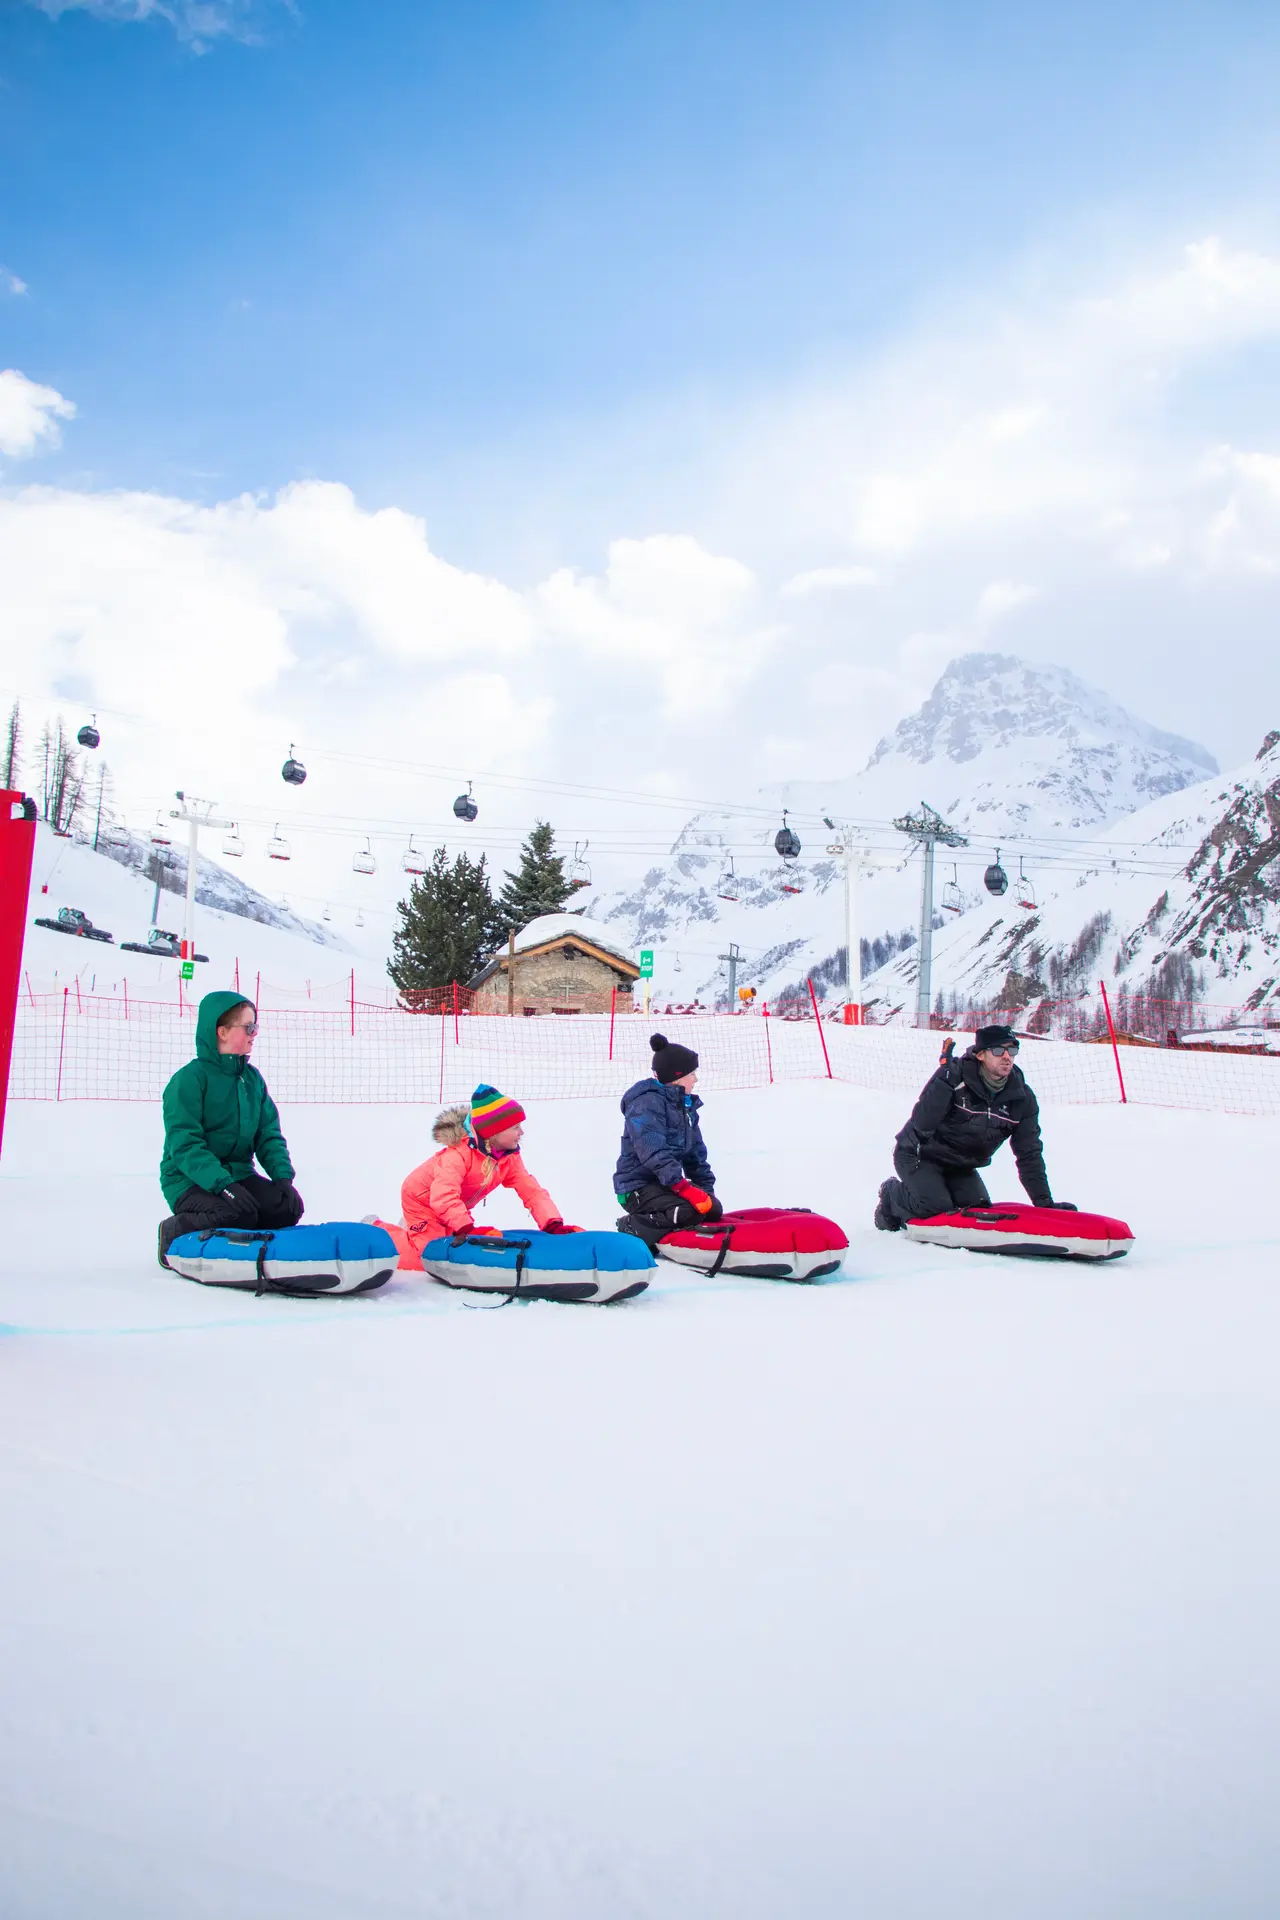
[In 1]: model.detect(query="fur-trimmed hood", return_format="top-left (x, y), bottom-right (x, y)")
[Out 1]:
top-left (431, 1105), bottom-right (470, 1146)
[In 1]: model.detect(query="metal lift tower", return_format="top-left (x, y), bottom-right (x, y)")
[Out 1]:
top-left (892, 803), bottom-right (968, 1025)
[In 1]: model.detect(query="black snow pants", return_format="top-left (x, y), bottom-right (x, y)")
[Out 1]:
top-left (879, 1147), bottom-right (990, 1228)
top-left (617, 1180), bottom-right (724, 1249)
top-left (160, 1174), bottom-right (305, 1266)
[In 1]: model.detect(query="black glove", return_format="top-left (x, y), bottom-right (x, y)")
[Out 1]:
top-left (1049, 1200), bottom-right (1078, 1210)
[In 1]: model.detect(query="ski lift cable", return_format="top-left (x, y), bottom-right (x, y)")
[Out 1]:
top-left (0, 678), bottom-right (1221, 854)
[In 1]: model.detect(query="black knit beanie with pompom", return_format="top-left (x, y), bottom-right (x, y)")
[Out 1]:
top-left (650, 1031), bottom-right (699, 1084)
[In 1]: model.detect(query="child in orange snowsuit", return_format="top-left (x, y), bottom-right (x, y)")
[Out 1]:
top-left (377, 1083), bottom-right (579, 1271)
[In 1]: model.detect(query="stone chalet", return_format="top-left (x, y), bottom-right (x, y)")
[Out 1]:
top-left (468, 913), bottom-right (640, 1015)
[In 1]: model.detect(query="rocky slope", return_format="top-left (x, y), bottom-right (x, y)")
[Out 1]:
top-left (865, 731), bottom-right (1280, 1029)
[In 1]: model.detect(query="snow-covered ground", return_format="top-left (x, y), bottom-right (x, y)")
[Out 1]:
top-left (3, 1083), bottom-right (1279, 1917)
top-left (21, 820), bottom-right (397, 1005)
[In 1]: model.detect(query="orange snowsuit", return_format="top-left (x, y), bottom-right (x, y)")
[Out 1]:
top-left (380, 1121), bottom-right (561, 1271)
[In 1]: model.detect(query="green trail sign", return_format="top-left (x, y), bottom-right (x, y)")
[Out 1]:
top-left (180, 960), bottom-right (195, 981)
top-left (638, 949), bottom-right (654, 978)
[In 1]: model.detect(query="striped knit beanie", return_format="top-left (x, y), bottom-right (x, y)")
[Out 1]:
top-left (469, 1083), bottom-right (526, 1139)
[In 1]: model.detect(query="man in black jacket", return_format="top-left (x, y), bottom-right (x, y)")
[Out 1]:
top-left (875, 1024), bottom-right (1070, 1230)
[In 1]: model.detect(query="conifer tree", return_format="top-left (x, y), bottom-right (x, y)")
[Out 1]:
top-left (497, 820), bottom-right (571, 928)
top-left (2, 699), bottom-right (20, 790)
top-left (388, 846), bottom-right (505, 996)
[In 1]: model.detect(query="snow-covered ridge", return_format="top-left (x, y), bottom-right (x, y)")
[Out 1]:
top-left (865, 729), bottom-right (1280, 1022)
top-left (867, 652), bottom-right (1216, 773)
top-left (584, 652), bottom-right (1220, 1007)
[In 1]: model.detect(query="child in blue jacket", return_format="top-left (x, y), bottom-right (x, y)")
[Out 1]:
top-left (615, 1032), bottom-right (723, 1246)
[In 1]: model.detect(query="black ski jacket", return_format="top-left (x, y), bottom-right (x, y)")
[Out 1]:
top-left (895, 1049), bottom-right (1053, 1206)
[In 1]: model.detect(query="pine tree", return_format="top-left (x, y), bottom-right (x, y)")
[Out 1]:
top-left (2, 699), bottom-right (20, 789)
top-left (388, 846), bottom-right (505, 996)
top-left (497, 820), bottom-right (571, 928)
top-left (39, 718), bottom-right (84, 834)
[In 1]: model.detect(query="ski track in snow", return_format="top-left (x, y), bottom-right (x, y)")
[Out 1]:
top-left (2, 1083), bottom-right (1279, 1917)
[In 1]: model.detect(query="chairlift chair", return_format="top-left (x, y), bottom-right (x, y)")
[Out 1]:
top-left (452, 782), bottom-right (478, 823)
top-left (322, 903), bottom-right (332, 923)
top-left (355, 908), bottom-right (365, 929)
top-left (1016, 858), bottom-right (1038, 911)
top-left (984, 848), bottom-right (1009, 896)
top-left (267, 825), bottom-right (292, 862)
top-left (221, 824), bottom-right (245, 859)
top-left (942, 864), bottom-right (963, 914)
top-left (401, 836), bottom-right (428, 876)
top-left (77, 714), bottom-right (100, 750)
top-left (717, 857), bottom-right (740, 902)
top-left (568, 840), bottom-right (591, 890)
top-left (150, 813), bottom-right (173, 847)
top-left (281, 743), bottom-right (307, 786)
top-left (353, 836), bottom-right (376, 876)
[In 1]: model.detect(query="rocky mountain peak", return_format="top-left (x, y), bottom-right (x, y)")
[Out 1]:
top-left (866, 653), bottom-right (1218, 777)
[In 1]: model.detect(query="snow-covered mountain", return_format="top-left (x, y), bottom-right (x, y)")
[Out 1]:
top-left (579, 653), bottom-right (1219, 1009)
top-left (866, 728), bottom-right (1280, 1028)
top-left (779, 652), bottom-right (1217, 833)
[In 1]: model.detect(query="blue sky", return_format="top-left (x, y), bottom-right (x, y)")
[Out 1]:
top-left (9, 0), bottom-right (1280, 552)
top-left (6, 0), bottom-right (1280, 908)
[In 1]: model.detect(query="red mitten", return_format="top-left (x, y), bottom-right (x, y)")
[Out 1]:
top-left (543, 1220), bottom-right (583, 1234)
top-left (672, 1180), bottom-right (715, 1215)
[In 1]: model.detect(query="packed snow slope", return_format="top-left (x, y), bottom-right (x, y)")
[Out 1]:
top-left (2, 1084), bottom-right (1278, 1917)
top-left (19, 821), bottom-right (389, 1001)
top-left (868, 726), bottom-right (1280, 1021)
top-left (583, 653), bottom-right (1218, 1007)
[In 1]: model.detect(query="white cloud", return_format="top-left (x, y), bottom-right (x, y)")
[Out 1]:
top-left (974, 580), bottom-right (1038, 625)
top-left (0, 484), bottom-right (785, 858)
top-left (28, 0), bottom-right (286, 48)
top-left (0, 370), bottom-right (75, 458)
top-left (1, 269), bottom-right (29, 297)
top-left (780, 564), bottom-right (877, 598)
top-left (534, 534), bottom-right (777, 714)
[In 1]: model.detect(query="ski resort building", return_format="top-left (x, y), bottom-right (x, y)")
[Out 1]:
top-left (469, 913), bottom-right (640, 1014)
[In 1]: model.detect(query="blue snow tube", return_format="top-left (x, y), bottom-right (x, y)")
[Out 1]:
top-left (164, 1222), bottom-right (398, 1296)
top-left (419, 1229), bottom-right (653, 1304)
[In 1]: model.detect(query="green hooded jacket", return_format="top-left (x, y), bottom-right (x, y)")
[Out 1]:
top-left (159, 990), bottom-right (294, 1209)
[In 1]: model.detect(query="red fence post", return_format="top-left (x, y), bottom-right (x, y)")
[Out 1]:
top-left (808, 977), bottom-right (833, 1079)
top-left (453, 979), bottom-right (459, 1046)
top-left (0, 792), bottom-right (37, 1155)
top-left (438, 1011), bottom-right (446, 1104)
top-left (75, 976), bottom-right (82, 1014)
top-left (255, 970), bottom-right (261, 1009)
top-left (55, 985), bottom-right (69, 1103)
top-left (24, 970), bottom-right (34, 1008)
top-left (1099, 979), bottom-right (1127, 1104)
top-left (351, 968), bottom-right (356, 1038)
top-left (123, 977), bottom-right (129, 1020)
top-left (608, 986), bottom-right (616, 1061)
top-left (763, 1001), bottom-right (774, 1084)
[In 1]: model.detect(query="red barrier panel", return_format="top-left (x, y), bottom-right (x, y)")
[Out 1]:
top-left (0, 791), bottom-right (37, 1157)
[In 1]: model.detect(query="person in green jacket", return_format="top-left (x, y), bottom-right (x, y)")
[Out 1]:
top-left (158, 990), bottom-right (304, 1265)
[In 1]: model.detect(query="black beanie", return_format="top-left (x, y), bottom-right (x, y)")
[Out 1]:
top-left (974, 1023), bottom-right (1019, 1051)
top-left (650, 1031), bottom-right (699, 1084)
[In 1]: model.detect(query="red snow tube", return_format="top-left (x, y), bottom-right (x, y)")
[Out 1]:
top-left (904, 1202), bottom-right (1133, 1261)
top-left (658, 1206), bottom-right (848, 1282)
